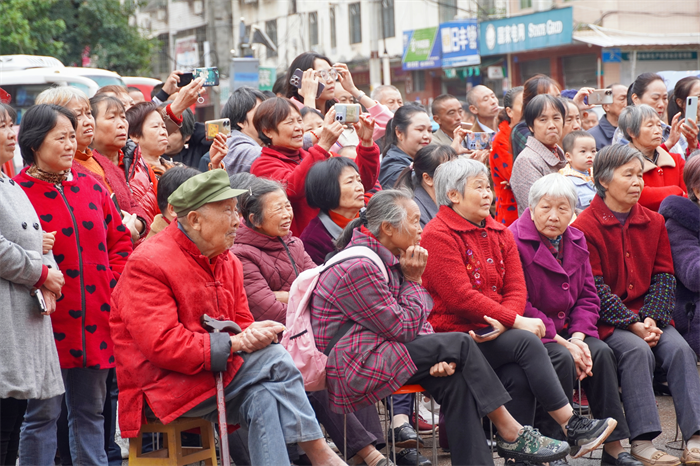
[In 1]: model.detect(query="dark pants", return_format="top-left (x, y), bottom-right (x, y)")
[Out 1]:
top-left (388, 394), bottom-right (413, 418)
top-left (1, 398), bottom-right (27, 466)
top-left (477, 329), bottom-right (570, 427)
top-left (404, 332), bottom-right (511, 466)
top-left (534, 337), bottom-right (630, 443)
top-left (308, 390), bottom-right (385, 459)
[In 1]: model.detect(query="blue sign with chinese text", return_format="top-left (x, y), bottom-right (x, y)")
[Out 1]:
top-left (479, 7), bottom-right (573, 56)
top-left (439, 20), bottom-right (481, 68)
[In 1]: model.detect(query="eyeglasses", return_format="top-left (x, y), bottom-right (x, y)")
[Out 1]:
top-left (314, 69), bottom-right (339, 82)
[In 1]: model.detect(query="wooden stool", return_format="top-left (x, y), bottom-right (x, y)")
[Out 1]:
top-left (128, 417), bottom-right (218, 466)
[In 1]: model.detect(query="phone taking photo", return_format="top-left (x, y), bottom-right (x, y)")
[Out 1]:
top-left (177, 72), bottom-right (194, 88)
top-left (686, 96), bottom-right (698, 124)
top-left (586, 89), bottom-right (613, 106)
top-left (194, 67), bottom-right (220, 87)
top-left (464, 132), bottom-right (496, 151)
top-left (205, 118), bottom-right (232, 140)
top-left (290, 68), bottom-right (325, 99)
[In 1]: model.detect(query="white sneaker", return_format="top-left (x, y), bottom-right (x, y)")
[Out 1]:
top-left (417, 400), bottom-right (439, 427)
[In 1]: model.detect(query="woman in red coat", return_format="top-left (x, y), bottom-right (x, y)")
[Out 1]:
top-left (15, 104), bottom-right (132, 466)
top-left (250, 97), bottom-right (380, 236)
top-left (36, 87), bottom-right (150, 242)
top-left (421, 157), bottom-right (616, 460)
top-left (617, 104), bottom-right (686, 211)
top-left (490, 86), bottom-right (523, 226)
top-left (572, 144), bottom-right (700, 466)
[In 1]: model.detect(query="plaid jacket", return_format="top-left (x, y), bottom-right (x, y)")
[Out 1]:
top-left (310, 229), bottom-right (433, 414)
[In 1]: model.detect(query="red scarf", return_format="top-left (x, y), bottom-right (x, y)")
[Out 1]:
top-left (329, 210), bottom-right (359, 230)
top-left (360, 225), bottom-right (378, 241)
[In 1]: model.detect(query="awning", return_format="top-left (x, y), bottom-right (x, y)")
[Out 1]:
top-left (573, 24), bottom-right (700, 48)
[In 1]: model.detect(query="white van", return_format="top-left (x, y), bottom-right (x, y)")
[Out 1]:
top-left (0, 55), bottom-right (125, 122)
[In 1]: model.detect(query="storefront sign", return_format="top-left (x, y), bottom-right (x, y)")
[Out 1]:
top-left (258, 67), bottom-right (276, 91)
top-left (479, 7), bottom-right (573, 56)
top-left (402, 27), bottom-right (441, 70)
top-left (602, 48), bottom-right (622, 63)
top-left (440, 20), bottom-right (480, 68)
top-left (621, 51), bottom-right (698, 61)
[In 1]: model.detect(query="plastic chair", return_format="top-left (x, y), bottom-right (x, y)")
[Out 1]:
top-left (128, 417), bottom-right (218, 466)
top-left (387, 384), bottom-right (438, 466)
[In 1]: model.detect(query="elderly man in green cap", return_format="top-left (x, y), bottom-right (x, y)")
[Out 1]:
top-left (110, 170), bottom-right (345, 466)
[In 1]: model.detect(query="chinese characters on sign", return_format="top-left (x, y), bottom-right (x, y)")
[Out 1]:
top-left (440, 20), bottom-right (481, 68)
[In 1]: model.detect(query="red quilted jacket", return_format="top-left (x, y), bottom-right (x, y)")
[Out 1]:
top-left (110, 221), bottom-right (254, 437)
top-left (15, 168), bottom-right (133, 369)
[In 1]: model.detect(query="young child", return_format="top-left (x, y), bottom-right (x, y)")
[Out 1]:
top-left (559, 130), bottom-right (597, 210)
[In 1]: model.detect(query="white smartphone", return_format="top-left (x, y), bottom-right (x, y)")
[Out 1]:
top-left (686, 96), bottom-right (698, 124)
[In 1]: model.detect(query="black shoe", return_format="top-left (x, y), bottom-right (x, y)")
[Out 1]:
top-left (497, 425), bottom-right (570, 464)
top-left (388, 423), bottom-right (424, 449)
top-left (395, 448), bottom-right (431, 466)
top-left (602, 450), bottom-right (644, 466)
top-left (565, 413), bottom-right (617, 458)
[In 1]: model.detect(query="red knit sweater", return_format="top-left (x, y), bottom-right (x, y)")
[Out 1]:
top-left (421, 206), bottom-right (527, 333)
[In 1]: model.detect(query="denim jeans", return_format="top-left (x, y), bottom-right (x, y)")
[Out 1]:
top-left (19, 368), bottom-right (109, 466)
top-left (183, 344), bottom-right (323, 466)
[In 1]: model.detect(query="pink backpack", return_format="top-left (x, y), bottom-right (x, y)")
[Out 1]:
top-left (281, 246), bottom-right (389, 391)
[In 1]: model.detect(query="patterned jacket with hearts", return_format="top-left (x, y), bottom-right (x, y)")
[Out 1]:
top-left (15, 168), bottom-right (133, 369)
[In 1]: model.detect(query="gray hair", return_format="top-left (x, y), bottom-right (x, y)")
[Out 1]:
top-left (434, 157), bottom-right (490, 207)
top-left (36, 86), bottom-right (90, 108)
top-left (618, 104), bottom-right (659, 141)
top-left (593, 144), bottom-right (644, 199)
top-left (371, 84), bottom-right (400, 102)
top-left (528, 173), bottom-right (578, 211)
top-left (237, 177), bottom-right (285, 227)
top-left (335, 189), bottom-right (412, 250)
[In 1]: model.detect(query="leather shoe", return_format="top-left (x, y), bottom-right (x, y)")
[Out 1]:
top-left (388, 423), bottom-right (424, 449)
top-left (631, 449), bottom-right (680, 466)
top-left (602, 450), bottom-right (644, 466)
top-left (682, 447), bottom-right (700, 465)
top-left (394, 448), bottom-right (431, 466)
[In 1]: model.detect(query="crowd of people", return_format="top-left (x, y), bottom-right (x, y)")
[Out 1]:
top-left (2, 49), bottom-right (700, 466)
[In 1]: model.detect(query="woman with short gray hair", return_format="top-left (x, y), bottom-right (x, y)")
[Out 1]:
top-left (422, 158), bottom-right (616, 460)
top-left (511, 173), bottom-right (638, 465)
top-left (312, 189), bottom-right (574, 466)
top-left (617, 104), bottom-right (686, 211)
top-left (573, 144), bottom-right (700, 465)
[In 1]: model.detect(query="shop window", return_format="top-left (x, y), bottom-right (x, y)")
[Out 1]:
top-left (562, 54), bottom-right (597, 89)
top-left (330, 7), bottom-right (337, 49)
top-left (266, 20), bottom-right (278, 58)
top-left (155, 33), bottom-right (170, 75)
top-left (439, 0), bottom-right (457, 23)
top-left (520, 0), bottom-right (532, 9)
top-left (349, 3), bottom-right (362, 44)
top-left (309, 12), bottom-right (318, 46)
top-left (519, 58), bottom-right (550, 83)
top-left (382, 0), bottom-right (395, 39)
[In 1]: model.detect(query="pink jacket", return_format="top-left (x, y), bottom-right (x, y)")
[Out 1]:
top-left (230, 223), bottom-right (316, 323)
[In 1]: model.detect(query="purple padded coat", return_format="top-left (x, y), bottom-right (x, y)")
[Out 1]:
top-left (509, 208), bottom-right (600, 343)
top-left (660, 195), bottom-right (700, 356)
top-left (230, 223), bottom-right (316, 324)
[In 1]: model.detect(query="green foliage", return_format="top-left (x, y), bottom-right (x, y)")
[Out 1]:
top-left (0, 0), bottom-right (155, 76)
top-left (0, 0), bottom-right (66, 57)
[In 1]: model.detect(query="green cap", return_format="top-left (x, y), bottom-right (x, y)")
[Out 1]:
top-left (168, 169), bottom-right (247, 215)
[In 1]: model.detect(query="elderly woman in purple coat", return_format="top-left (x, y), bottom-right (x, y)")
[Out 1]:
top-left (510, 173), bottom-right (640, 466)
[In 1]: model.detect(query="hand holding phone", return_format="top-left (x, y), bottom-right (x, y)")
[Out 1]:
top-left (291, 68), bottom-right (325, 100)
top-left (686, 96), bottom-right (698, 124)
top-left (585, 89), bottom-right (613, 106)
top-left (194, 67), bottom-right (219, 87)
top-left (334, 104), bottom-right (361, 124)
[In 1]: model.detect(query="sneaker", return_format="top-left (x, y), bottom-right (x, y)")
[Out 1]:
top-left (411, 413), bottom-right (437, 434)
top-left (496, 425), bottom-right (570, 464)
top-left (420, 396), bottom-right (440, 416)
top-left (565, 413), bottom-right (617, 458)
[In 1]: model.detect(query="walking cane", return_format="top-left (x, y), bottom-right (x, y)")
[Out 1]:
top-left (201, 314), bottom-right (242, 466)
